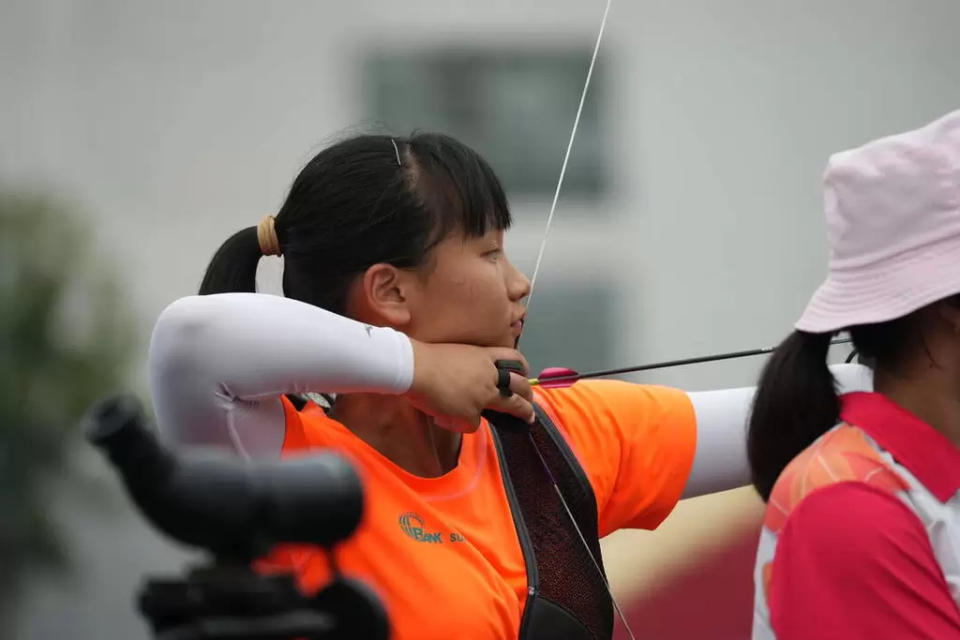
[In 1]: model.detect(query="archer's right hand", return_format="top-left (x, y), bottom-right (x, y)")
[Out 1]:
top-left (404, 341), bottom-right (535, 432)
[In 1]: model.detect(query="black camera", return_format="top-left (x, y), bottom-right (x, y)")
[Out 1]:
top-left (84, 394), bottom-right (388, 640)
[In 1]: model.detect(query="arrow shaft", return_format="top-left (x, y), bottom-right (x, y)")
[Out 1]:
top-left (533, 337), bottom-right (853, 385)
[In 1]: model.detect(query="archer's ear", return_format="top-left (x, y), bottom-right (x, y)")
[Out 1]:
top-left (359, 263), bottom-right (413, 327)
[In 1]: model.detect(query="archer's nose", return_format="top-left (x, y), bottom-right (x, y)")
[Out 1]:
top-left (507, 259), bottom-right (531, 303)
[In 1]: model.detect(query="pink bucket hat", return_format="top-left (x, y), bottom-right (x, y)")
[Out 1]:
top-left (796, 109), bottom-right (960, 333)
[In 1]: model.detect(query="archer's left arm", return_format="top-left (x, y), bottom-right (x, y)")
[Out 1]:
top-left (537, 363), bottom-right (873, 535)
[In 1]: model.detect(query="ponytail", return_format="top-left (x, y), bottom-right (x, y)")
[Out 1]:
top-left (198, 226), bottom-right (261, 295)
top-left (748, 294), bottom-right (960, 500)
top-left (747, 330), bottom-right (838, 501)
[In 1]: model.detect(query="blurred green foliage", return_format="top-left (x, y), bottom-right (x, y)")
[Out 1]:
top-left (0, 188), bottom-right (135, 614)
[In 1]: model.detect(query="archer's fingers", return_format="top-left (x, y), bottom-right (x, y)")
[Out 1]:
top-left (486, 348), bottom-right (530, 375)
top-left (488, 393), bottom-right (536, 424)
top-left (508, 371), bottom-right (533, 404)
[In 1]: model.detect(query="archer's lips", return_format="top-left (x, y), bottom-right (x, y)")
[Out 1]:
top-left (510, 317), bottom-right (525, 338)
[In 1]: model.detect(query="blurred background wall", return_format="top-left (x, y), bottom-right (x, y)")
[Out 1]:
top-left (2, 1), bottom-right (960, 638)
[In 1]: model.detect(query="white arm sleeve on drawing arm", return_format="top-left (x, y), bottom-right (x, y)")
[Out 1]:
top-left (148, 293), bottom-right (414, 457)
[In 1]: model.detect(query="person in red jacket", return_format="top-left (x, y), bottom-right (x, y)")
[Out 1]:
top-left (749, 110), bottom-right (960, 639)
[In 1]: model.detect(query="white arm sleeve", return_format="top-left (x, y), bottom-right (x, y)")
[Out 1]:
top-left (680, 363), bottom-right (874, 498)
top-left (148, 293), bottom-right (414, 457)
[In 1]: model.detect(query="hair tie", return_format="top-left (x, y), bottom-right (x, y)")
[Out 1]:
top-left (257, 215), bottom-right (282, 257)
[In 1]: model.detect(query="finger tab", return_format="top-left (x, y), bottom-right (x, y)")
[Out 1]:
top-left (496, 366), bottom-right (513, 398)
top-left (494, 359), bottom-right (527, 375)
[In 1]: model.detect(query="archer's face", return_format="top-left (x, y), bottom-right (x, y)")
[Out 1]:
top-left (404, 229), bottom-right (529, 348)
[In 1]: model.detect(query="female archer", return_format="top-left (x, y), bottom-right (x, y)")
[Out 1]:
top-left (150, 132), bottom-right (864, 640)
top-left (750, 110), bottom-right (960, 638)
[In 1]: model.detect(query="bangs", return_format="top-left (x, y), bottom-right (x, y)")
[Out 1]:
top-left (405, 133), bottom-right (511, 246)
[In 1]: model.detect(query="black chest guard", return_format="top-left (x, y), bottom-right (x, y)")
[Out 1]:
top-left (485, 406), bottom-right (614, 640)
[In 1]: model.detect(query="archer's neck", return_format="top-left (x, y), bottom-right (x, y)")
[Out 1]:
top-left (330, 393), bottom-right (462, 477)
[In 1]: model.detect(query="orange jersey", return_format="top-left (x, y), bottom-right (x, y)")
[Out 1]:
top-left (259, 380), bottom-right (696, 640)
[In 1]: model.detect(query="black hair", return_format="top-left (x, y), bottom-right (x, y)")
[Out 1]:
top-left (747, 294), bottom-right (960, 501)
top-left (199, 133), bottom-right (512, 314)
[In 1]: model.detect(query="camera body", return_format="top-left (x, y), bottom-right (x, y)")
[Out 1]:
top-left (85, 395), bottom-right (388, 640)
